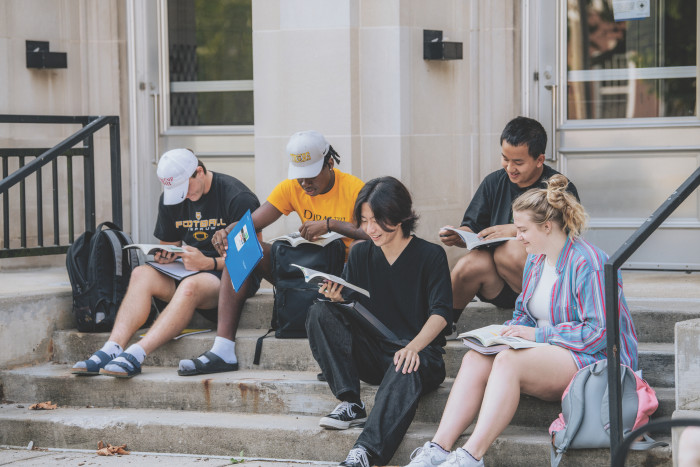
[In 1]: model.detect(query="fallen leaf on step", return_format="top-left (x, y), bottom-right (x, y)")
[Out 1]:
top-left (28, 401), bottom-right (57, 410)
top-left (96, 441), bottom-right (130, 456)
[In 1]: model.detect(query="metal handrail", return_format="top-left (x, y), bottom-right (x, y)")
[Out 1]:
top-left (0, 115), bottom-right (122, 258)
top-left (605, 166), bottom-right (700, 464)
top-left (612, 417), bottom-right (700, 466)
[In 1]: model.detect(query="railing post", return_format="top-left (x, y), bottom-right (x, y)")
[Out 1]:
top-left (109, 118), bottom-right (123, 229)
top-left (83, 122), bottom-right (96, 232)
top-left (605, 263), bottom-right (623, 465)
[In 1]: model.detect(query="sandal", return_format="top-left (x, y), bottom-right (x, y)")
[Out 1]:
top-left (178, 351), bottom-right (239, 376)
top-left (71, 350), bottom-right (112, 376)
top-left (99, 352), bottom-right (142, 378)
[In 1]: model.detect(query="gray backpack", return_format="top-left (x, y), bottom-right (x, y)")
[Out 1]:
top-left (549, 359), bottom-right (667, 467)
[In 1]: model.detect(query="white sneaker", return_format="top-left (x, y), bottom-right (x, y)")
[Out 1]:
top-left (404, 441), bottom-right (450, 466)
top-left (442, 448), bottom-right (484, 467)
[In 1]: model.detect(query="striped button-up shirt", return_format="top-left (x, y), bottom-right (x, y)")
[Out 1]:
top-left (505, 236), bottom-right (638, 370)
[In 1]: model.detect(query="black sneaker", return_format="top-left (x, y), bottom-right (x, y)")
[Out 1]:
top-left (319, 401), bottom-right (367, 430)
top-left (339, 446), bottom-right (371, 467)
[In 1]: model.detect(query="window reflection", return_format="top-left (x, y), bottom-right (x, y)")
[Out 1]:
top-left (567, 0), bottom-right (697, 119)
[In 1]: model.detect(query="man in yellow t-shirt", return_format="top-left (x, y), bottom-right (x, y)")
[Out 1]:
top-left (178, 130), bottom-right (369, 376)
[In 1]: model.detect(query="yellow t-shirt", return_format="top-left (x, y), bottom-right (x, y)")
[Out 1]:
top-left (267, 168), bottom-right (364, 250)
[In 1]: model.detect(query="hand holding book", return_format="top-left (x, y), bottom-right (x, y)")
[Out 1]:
top-left (458, 324), bottom-right (550, 355)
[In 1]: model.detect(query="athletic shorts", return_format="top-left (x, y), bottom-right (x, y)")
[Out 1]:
top-left (153, 269), bottom-right (262, 323)
top-left (476, 282), bottom-right (519, 309)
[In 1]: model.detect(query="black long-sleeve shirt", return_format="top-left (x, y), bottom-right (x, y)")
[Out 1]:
top-left (344, 236), bottom-right (453, 348)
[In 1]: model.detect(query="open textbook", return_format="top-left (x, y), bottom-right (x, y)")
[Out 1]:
top-left (270, 231), bottom-right (345, 247)
top-left (440, 227), bottom-right (516, 250)
top-left (146, 258), bottom-right (200, 280)
top-left (291, 263), bottom-right (370, 298)
top-left (124, 244), bottom-right (185, 255)
top-left (459, 324), bottom-right (550, 355)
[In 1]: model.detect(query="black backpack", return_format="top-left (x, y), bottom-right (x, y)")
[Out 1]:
top-left (253, 238), bottom-right (345, 364)
top-left (66, 222), bottom-right (141, 332)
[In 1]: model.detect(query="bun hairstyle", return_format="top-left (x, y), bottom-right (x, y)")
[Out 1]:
top-left (512, 174), bottom-right (587, 238)
top-left (353, 176), bottom-right (418, 237)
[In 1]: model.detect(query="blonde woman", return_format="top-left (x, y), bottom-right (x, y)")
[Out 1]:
top-left (405, 174), bottom-right (638, 467)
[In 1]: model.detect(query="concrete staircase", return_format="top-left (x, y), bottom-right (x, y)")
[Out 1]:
top-left (1, 269), bottom-right (698, 466)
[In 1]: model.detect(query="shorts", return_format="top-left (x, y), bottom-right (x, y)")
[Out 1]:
top-left (476, 282), bottom-right (519, 309)
top-left (153, 269), bottom-right (262, 323)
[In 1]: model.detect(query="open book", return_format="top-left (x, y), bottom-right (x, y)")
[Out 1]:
top-left (440, 227), bottom-right (515, 250)
top-left (270, 231), bottom-right (345, 247)
top-left (146, 258), bottom-right (200, 280)
top-left (291, 263), bottom-right (370, 298)
top-left (458, 324), bottom-right (550, 355)
top-left (124, 244), bottom-right (185, 255)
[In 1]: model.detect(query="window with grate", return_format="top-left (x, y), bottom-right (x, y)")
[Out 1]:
top-left (167, 0), bottom-right (253, 126)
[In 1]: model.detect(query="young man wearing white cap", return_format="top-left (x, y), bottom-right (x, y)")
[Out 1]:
top-left (177, 130), bottom-right (369, 376)
top-left (71, 148), bottom-right (260, 378)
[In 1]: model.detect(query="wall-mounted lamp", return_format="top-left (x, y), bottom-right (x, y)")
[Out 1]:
top-left (26, 40), bottom-right (67, 69)
top-left (423, 30), bottom-right (463, 61)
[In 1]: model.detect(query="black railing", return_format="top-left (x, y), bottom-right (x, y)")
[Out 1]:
top-left (613, 417), bottom-right (700, 466)
top-left (0, 115), bottom-right (122, 258)
top-left (605, 165), bottom-right (700, 464)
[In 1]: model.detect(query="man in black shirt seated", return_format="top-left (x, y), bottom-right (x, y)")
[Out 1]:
top-left (439, 117), bottom-right (578, 324)
top-left (308, 176), bottom-right (452, 467)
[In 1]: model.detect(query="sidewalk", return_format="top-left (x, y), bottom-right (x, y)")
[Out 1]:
top-left (0, 446), bottom-right (334, 466)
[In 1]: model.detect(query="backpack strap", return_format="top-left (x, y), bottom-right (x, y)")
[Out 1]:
top-left (102, 229), bottom-right (126, 304)
top-left (253, 329), bottom-right (274, 365)
top-left (550, 446), bottom-right (564, 467)
top-left (627, 432), bottom-right (668, 450)
top-left (550, 366), bottom-right (594, 467)
top-left (96, 221), bottom-right (123, 232)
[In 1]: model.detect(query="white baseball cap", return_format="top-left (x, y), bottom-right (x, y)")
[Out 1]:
top-left (157, 148), bottom-right (198, 205)
top-left (286, 130), bottom-right (330, 179)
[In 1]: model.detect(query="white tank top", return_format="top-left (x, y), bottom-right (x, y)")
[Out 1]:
top-left (527, 258), bottom-right (557, 328)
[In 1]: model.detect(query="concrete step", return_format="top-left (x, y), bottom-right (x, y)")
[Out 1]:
top-left (191, 294), bottom-right (700, 345)
top-left (51, 329), bottom-right (677, 388)
top-left (0, 364), bottom-right (676, 428)
top-left (0, 404), bottom-right (672, 466)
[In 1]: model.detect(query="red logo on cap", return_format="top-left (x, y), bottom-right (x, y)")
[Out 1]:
top-left (159, 176), bottom-right (174, 187)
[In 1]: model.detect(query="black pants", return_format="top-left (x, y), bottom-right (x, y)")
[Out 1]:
top-left (306, 301), bottom-right (446, 464)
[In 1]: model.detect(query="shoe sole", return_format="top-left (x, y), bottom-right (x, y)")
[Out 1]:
top-left (70, 368), bottom-right (100, 376)
top-left (319, 416), bottom-right (367, 430)
top-left (177, 362), bottom-right (239, 376)
top-left (99, 369), bottom-right (139, 378)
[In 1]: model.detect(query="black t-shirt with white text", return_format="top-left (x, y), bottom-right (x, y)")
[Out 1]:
top-left (344, 236), bottom-right (453, 348)
top-left (460, 165), bottom-right (579, 233)
top-left (154, 172), bottom-right (260, 257)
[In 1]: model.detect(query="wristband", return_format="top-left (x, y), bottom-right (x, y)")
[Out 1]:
top-left (326, 217), bottom-right (331, 233)
top-left (212, 257), bottom-right (218, 271)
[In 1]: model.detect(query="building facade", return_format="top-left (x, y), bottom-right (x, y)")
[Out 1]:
top-left (1, 0), bottom-right (698, 269)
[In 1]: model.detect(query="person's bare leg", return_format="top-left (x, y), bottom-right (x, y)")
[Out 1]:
top-left (138, 272), bottom-right (221, 354)
top-left (492, 240), bottom-right (527, 294)
top-left (463, 346), bottom-right (578, 460)
top-left (179, 243), bottom-right (274, 373)
top-left (71, 265), bottom-right (177, 374)
top-left (678, 427), bottom-right (700, 467)
top-left (216, 243), bottom-right (272, 341)
top-left (431, 351), bottom-right (495, 451)
top-left (451, 250), bottom-right (506, 310)
top-left (107, 265), bottom-right (178, 348)
top-left (101, 272), bottom-right (221, 376)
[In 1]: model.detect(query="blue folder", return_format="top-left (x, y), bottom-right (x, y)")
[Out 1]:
top-left (224, 210), bottom-right (263, 292)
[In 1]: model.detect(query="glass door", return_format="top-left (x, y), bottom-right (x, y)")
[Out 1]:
top-left (530, 0), bottom-right (700, 269)
top-left (129, 0), bottom-right (255, 242)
